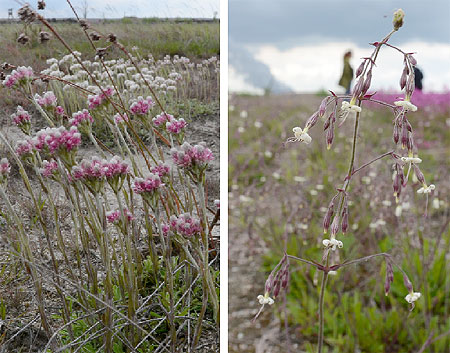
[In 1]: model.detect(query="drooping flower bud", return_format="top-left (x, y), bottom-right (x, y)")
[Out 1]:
top-left (413, 165), bottom-right (425, 185)
top-left (323, 200), bottom-right (335, 233)
top-left (318, 97), bottom-right (330, 117)
top-left (326, 124), bottom-right (334, 150)
top-left (399, 67), bottom-right (408, 90)
top-left (355, 60), bottom-right (365, 78)
top-left (361, 69), bottom-right (372, 95)
top-left (341, 205), bottom-right (349, 234)
top-left (403, 274), bottom-right (413, 293)
top-left (330, 215), bottom-right (340, 237)
top-left (401, 124), bottom-right (408, 149)
top-left (305, 111), bottom-right (319, 130)
top-left (393, 123), bottom-right (400, 144)
top-left (384, 260), bottom-right (394, 296)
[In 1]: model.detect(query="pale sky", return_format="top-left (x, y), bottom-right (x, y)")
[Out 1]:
top-left (2, 0), bottom-right (219, 18)
top-left (229, 0), bottom-right (450, 93)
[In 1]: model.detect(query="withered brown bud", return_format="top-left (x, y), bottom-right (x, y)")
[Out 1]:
top-left (37, 0), bottom-right (46, 10)
top-left (79, 19), bottom-right (89, 29)
top-left (1, 62), bottom-right (11, 70)
top-left (39, 31), bottom-right (51, 43)
top-left (18, 5), bottom-right (36, 23)
top-left (17, 33), bottom-right (30, 45)
top-left (90, 32), bottom-right (101, 41)
top-left (0, 72), bottom-right (5, 81)
top-left (96, 47), bottom-right (108, 59)
top-left (107, 33), bottom-right (117, 43)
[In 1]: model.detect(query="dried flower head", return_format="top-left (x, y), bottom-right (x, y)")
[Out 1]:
top-left (17, 33), bottom-right (30, 45)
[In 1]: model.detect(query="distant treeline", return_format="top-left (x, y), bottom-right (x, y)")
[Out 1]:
top-left (0, 17), bottom-right (219, 24)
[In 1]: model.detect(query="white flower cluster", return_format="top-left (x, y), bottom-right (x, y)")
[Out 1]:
top-left (257, 293), bottom-right (274, 305)
top-left (394, 100), bottom-right (417, 112)
top-left (417, 184), bottom-right (435, 194)
top-left (322, 238), bottom-right (343, 251)
top-left (292, 127), bottom-right (312, 144)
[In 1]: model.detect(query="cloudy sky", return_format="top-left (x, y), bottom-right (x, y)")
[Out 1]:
top-left (2, 0), bottom-right (219, 18)
top-left (229, 0), bottom-right (450, 93)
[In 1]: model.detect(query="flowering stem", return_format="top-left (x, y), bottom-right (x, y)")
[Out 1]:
top-left (351, 150), bottom-right (395, 176)
top-left (317, 270), bottom-right (329, 353)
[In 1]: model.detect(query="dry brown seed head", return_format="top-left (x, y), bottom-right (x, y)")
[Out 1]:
top-left (37, 0), bottom-right (46, 10)
top-left (96, 47), bottom-right (108, 59)
top-left (17, 33), bottom-right (30, 45)
top-left (79, 19), bottom-right (89, 29)
top-left (18, 5), bottom-right (36, 23)
top-left (39, 31), bottom-right (51, 43)
top-left (90, 32), bottom-right (101, 41)
top-left (107, 33), bottom-right (117, 43)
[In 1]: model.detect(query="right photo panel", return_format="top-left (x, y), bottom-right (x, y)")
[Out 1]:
top-left (228, 1), bottom-right (450, 352)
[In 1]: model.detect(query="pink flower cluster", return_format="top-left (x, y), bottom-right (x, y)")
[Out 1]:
top-left (15, 140), bottom-right (33, 157)
top-left (0, 158), bottom-right (11, 176)
top-left (87, 87), bottom-right (114, 109)
top-left (34, 91), bottom-right (57, 108)
top-left (114, 113), bottom-right (129, 124)
top-left (106, 208), bottom-right (134, 224)
top-left (0, 158), bottom-right (10, 184)
top-left (40, 159), bottom-right (58, 177)
top-left (130, 96), bottom-right (154, 115)
top-left (30, 126), bottom-right (81, 154)
top-left (150, 161), bottom-right (170, 179)
top-left (3, 66), bottom-right (34, 88)
top-left (72, 157), bottom-right (107, 181)
top-left (70, 109), bottom-right (94, 127)
top-left (104, 156), bottom-right (130, 179)
top-left (131, 174), bottom-right (163, 194)
top-left (11, 106), bottom-right (31, 126)
top-left (171, 142), bottom-right (214, 169)
top-left (152, 112), bottom-right (174, 127)
top-left (166, 118), bottom-right (187, 134)
top-left (169, 213), bottom-right (202, 238)
top-left (55, 106), bottom-right (65, 116)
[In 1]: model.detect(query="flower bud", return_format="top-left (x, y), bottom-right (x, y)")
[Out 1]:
top-left (305, 111), bottom-right (319, 130)
top-left (404, 119), bottom-right (412, 132)
top-left (341, 206), bottom-right (349, 234)
top-left (393, 123), bottom-right (400, 144)
top-left (323, 200), bottom-right (335, 233)
top-left (318, 97), bottom-right (330, 117)
top-left (407, 134), bottom-right (415, 153)
top-left (361, 69), bottom-right (372, 95)
top-left (413, 165), bottom-right (425, 185)
top-left (393, 172), bottom-right (401, 197)
top-left (403, 274), bottom-right (413, 293)
top-left (323, 111), bottom-right (334, 131)
top-left (384, 260), bottom-right (394, 296)
top-left (401, 124), bottom-right (408, 149)
top-left (399, 67), bottom-right (408, 90)
top-left (393, 9), bottom-right (405, 30)
top-left (330, 215), bottom-right (340, 237)
top-left (355, 61), bottom-right (365, 78)
top-left (406, 76), bottom-right (415, 97)
top-left (407, 54), bottom-right (417, 66)
top-left (326, 124), bottom-right (334, 150)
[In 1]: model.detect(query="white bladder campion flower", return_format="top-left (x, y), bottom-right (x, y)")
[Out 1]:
top-left (394, 100), bottom-right (417, 112)
top-left (417, 184), bottom-right (435, 194)
top-left (405, 291), bottom-right (421, 304)
top-left (257, 292), bottom-right (274, 305)
top-left (322, 238), bottom-right (343, 251)
top-left (400, 156), bottom-right (422, 164)
top-left (341, 100), bottom-right (362, 113)
top-left (291, 127), bottom-right (312, 144)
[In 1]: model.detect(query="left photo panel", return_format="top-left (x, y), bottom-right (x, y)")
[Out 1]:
top-left (0, 1), bottom-right (220, 352)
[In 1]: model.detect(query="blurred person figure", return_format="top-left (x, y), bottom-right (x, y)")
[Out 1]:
top-left (339, 50), bottom-right (353, 95)
top-left (414, 66), bottom-right (423, 91)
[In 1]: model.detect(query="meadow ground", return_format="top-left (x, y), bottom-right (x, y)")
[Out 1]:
top-left (0, 18), bottom-right (219, 352)
top-left (228, 92), bottom-right (450, 353)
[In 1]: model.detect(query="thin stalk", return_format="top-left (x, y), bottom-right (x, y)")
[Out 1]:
top-left (317, 270), bottom-right (329, 353)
